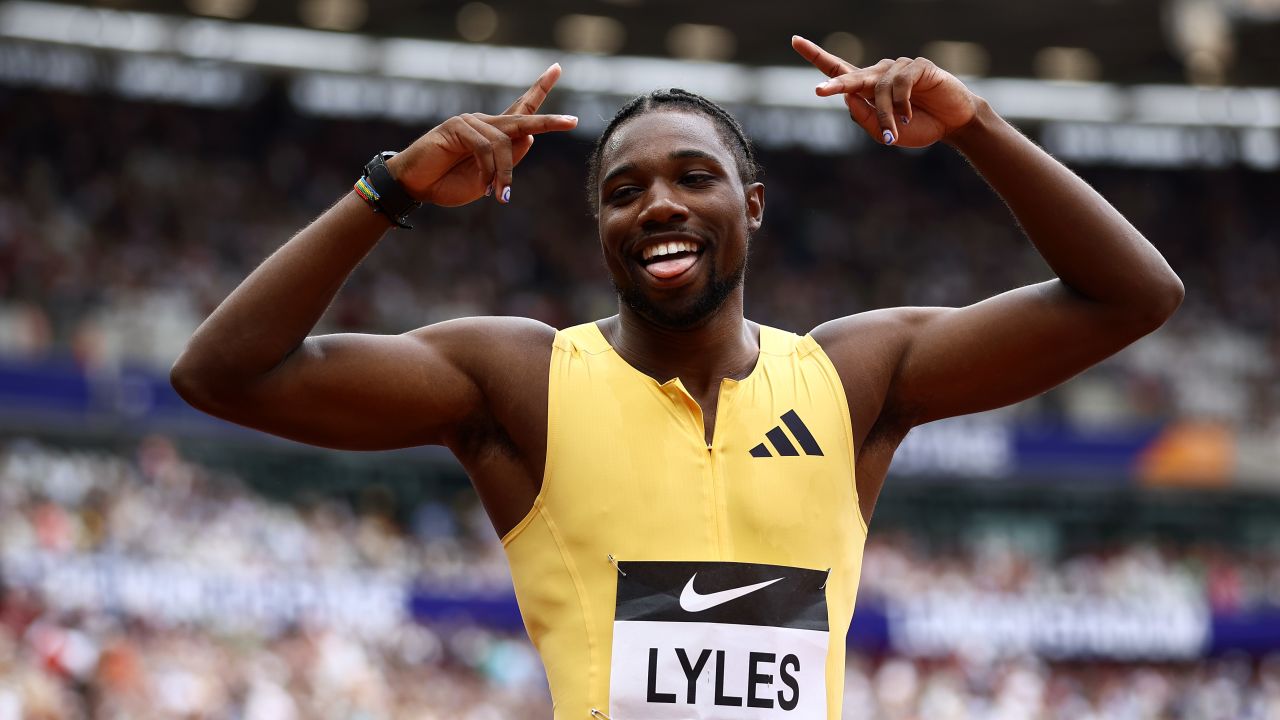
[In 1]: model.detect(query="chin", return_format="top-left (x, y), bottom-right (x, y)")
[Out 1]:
top-left (631, 296), bottom-right (720, 330)
top-left (615, 257), bottom-right (746, 330)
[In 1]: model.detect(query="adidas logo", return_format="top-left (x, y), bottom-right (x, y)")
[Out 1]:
top-left (749, 410), bottom-right (824, 458)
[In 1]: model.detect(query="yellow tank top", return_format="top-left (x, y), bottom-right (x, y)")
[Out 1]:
top-left (502, 321), bottom-right (868, 720)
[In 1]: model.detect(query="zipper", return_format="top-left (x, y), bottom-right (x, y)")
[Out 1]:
top-left (707, 380), bottom-right (733, 559)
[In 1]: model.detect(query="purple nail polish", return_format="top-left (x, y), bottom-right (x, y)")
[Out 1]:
top-left (882, 129), bottom-right (894, 145)
top-left (900, 115), bottom-right (910, 125)
top-left (502, 186), bottom-right (511, 203)
top-left (485, 183), bottom-right (493, 197)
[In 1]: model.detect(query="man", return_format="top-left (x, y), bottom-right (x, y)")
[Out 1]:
top-left (172, 37), bottom-right (1183, 720)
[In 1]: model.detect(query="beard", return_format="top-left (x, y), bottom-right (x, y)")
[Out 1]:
top-left (613, 250), bottom-right (748, 330)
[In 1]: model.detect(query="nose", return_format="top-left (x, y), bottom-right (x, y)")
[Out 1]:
top-left (636, 182), bottom-right (689, 228)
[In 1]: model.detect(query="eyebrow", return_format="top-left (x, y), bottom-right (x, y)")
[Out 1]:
top-left (671, 148), bottom-right (720, 163)
top-left (601, 148), bottom-right (725, 187)
top-left (601, 162), bottom-right (635, 187)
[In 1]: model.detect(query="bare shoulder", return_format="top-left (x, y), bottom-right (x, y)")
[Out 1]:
top-left (810, 307), bottom-right (941, 353)
top-left (404, 315), bottom-right (555, 367)
top-left (410, 314), bottom-right (554, 451)
top-left (809, 306), bottom-right (947, 387)
top-left (808, 307), bottom-right (948, 446)
top-left (404, 314), bottom-right (555, 408)
top-left (401, 316), bottom-right (556, 536)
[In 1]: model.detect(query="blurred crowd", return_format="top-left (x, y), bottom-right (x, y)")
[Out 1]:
top-left (1, 86), bottom-right (1278, 433)
top-left (4, 439), bottom-right (1280, 718)
top-left (7, 596), bottom-right (1280, 720)
top-left (3, 80), bottom-right (1280, 716)
top-left (0, 598), bottom-right (549, 720)
top-left (840, 654), bottom-right (1280, 720)
top-left (0, 438), bottom-right (542, 718)
top-left (0, 436), bottom-right (513, 592)
top-left (860, 529), bottom-right (1280, 615)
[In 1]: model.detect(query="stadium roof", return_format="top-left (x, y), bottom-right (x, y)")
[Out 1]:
top-left (30, 0), bottom-right (1280, 87)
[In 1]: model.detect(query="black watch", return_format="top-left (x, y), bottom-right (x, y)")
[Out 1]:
top-left (359, 151), bottom-right (421, 229)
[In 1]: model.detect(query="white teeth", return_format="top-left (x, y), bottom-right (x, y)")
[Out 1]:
top-left (642, 240), bottom-right (700, 261)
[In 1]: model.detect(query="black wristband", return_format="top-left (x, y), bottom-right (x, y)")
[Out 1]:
top-left (358, 151), bottom-right (421, 229)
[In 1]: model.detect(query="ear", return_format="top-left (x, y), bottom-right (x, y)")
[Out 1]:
top-left (744, 182), bottom-right (765, 232)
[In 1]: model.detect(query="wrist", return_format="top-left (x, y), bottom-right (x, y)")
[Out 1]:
top-left (348, 190), bottom-right (398, 228)
top-left (384, 148), bottom-right (434, 204)
top-left (384, 150), bottom-right (409, 184)
top-left (943, 97), bottom-right (998, 151)
top-left (355, 151), bottom-right (422, 228)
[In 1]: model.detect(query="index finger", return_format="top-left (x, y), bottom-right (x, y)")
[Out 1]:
top-left (502, 63), bottom-right (562, 115)
top-left (480, 113), bottom-right (579, 136)
top-left (791, 35), bottom-right (854, 78)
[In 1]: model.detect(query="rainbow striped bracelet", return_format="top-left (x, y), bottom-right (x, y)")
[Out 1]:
top-left (354, 176), bottom-right (381, 205)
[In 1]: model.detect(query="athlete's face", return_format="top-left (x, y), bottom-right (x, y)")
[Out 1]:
top-left (596, 110), bottom-right (764, 330)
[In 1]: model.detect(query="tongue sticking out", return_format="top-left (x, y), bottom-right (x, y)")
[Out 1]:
top-left (645, 254), bottom-right (698, 279)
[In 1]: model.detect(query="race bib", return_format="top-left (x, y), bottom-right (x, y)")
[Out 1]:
top-left (608, 561), bottom-right (829, 720)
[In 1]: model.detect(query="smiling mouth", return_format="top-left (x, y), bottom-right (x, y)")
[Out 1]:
top-left (637, 240), bottom-right (705, 280)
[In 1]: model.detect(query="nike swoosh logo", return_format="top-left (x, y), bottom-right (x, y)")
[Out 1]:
top-left (678, 574), bottom-right (783, 613)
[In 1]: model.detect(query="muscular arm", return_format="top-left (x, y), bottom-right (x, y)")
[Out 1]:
top-left (818, 100), bottom-right (1183, 433)
top-left (171, 67), bottom-right (575, 455)
top-left (895, 105), bottom-right (1181, 424)
top-left (794, 44), bottom-right (1183, 521)
top-left (169, 193), bottom-right (551, 450)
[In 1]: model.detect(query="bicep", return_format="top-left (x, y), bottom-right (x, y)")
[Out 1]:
top-left (202, 318), bottom-right (548, 451)
top-left (887, 280), bottom-right (1162, 426)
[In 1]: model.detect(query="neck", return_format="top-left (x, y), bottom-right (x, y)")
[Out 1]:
top-left (603, 292), bottom-right (759, 395)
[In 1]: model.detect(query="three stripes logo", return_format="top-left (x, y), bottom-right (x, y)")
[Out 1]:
top-left (749, 410), bottom-right (823, 458)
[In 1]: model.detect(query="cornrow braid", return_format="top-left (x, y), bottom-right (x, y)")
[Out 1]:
top-left (585, 89), bottom-right (761, 216)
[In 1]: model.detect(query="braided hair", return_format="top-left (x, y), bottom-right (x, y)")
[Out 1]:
top-left (586, 89), bottom-right (761, 216)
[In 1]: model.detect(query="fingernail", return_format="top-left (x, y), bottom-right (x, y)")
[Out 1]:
top-left (900, 115), bottom-right (910, 125)
top-left (501, 186), bottom-right (511, 203)
top-left (816, 82), bottom-right (831, 92)
top-left (485, 183), bottom-right (493, 197)
top-left (561, 115), bottom-right (578, 122)
top-left (882, 129), bottom-right (895, 145)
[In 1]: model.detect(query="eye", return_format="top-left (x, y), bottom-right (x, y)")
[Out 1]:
top-left (606, 185), bottom-right (640, 203)
top-left (682, 172), bottom-right (716, 185)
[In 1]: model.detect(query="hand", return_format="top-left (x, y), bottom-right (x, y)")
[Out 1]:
top-left (386, 64), bottom-right (578, 207)
top-left (791, 36), bottom-right (981, 148)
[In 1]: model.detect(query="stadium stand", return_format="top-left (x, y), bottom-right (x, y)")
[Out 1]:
top-left (4, 440), bottom-right (1280, 718)
top-left (0, 87), bottom-right (1277, 439)
top-left (3, 34), bottom-right (1280, 719)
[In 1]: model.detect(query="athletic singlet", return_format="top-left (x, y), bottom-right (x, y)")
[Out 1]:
top-left (502, 321), bottom-right (868, 720)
